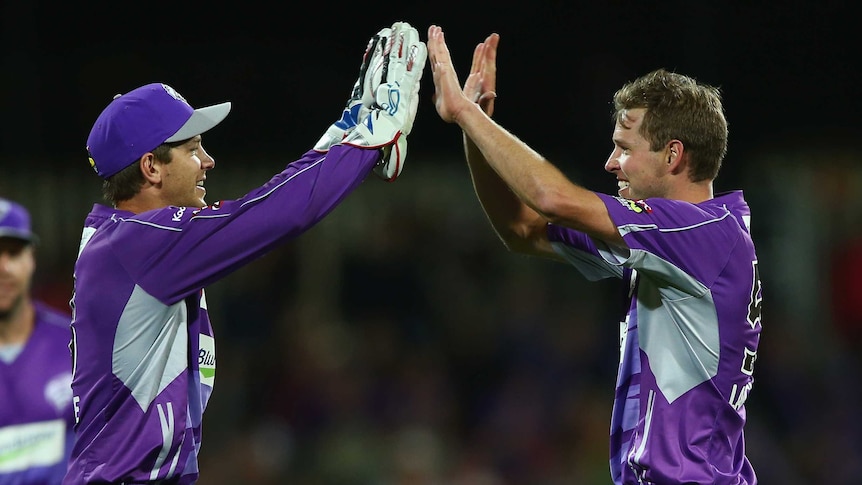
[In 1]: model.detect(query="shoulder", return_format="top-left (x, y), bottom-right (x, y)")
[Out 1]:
top-left (600, 193), bottom-right (705, 227)
top-left (106, 206), bottom-right (194, 241)
top-left (702, 190), bottom-right (753, 233)
top-left (708, 190), bottom-right (751, 217)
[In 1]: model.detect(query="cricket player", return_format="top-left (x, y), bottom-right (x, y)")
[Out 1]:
top-left (65, 22), bottom-right (426, 485)
top-left (427, 25), bottom-right (763, 485)
top-left (0, 198), bottom-right (75, 485)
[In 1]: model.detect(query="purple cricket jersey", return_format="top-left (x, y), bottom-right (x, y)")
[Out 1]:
top-left (65, 146), bottom-right (379, 484)
top-left (547, 191), bottom-right (762, 485)
top-left (0, 302), bottom-right (74, 484)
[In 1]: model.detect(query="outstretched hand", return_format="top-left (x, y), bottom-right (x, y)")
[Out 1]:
top-left (428, 25), bottom-right (499, 124)
top-left (466, 32), bottom-right (499, 117)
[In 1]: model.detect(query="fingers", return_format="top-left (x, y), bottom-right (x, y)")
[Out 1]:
top-left (388, 22), bottom-right (426, 80)
top-left (469, 42), bottom-right (485, 78)
top-left (459, 31), bottom-right (499, 115)
top-left (463, 43), bottom-right (484, 101)
top-left (478, 91), bottom-right (497, 116)
top-left (482, 33), bottom-right (499, 89)
top-left (463, 72), bottom-right (483, 103)
top-left (483, 33), bottom-right (500, 60)
top-left (478, 34), bottom-right (498, 116)
top-left (427, 25), bottom-right (460, 123)
top-left (429, 25), bottom-right (500, 124)
top-left (427, 25), bottom-right (444, 67)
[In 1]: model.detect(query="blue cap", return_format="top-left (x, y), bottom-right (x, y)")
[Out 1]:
top-left (86, 83), bottom-right (231, 179)
top-left (0, 198), bottom-right (38, 244)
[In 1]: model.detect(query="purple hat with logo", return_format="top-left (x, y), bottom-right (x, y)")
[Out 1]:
top-left (0, 198), bottom-right (38, 244)
top-left (86, 83), bottom-right (232, 179)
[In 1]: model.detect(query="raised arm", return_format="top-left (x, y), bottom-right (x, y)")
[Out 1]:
top-left (428, 25), bottom-right (622, 253)
top-left (459, 33), bottom-right (553, 257)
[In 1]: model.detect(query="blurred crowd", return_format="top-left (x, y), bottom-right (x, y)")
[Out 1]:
top-left (5, 153), bottom-right (861, 484)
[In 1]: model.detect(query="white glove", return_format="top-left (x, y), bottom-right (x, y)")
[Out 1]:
top-left (313, 26), bottom-right (393, 152)
top-left (342, 21), bottom-right (427, 182)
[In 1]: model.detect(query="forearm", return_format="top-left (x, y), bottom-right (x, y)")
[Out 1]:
top-left (463, 131), bottom-right (547, 251)
top-left (124, 146), bottom-right (380, 301)
top-left (457, 103), bottom-right (621, 244)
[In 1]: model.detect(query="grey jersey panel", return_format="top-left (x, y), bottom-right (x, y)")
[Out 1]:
top-left (113, 285), bottom-right (189, 412)
top-left (629, 250), bottom-right (718, 403)
top-left (552, 244), bottom-right (719, 403)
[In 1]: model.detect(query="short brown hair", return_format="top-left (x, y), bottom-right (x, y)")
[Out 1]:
top-left (101, 141), bottom-right (181, 206)
top-left (613, 68), bottom-right (728, 182)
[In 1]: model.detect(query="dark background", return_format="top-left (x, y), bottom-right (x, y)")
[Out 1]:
top-left (3, 1), bottom-right (861, 484)
top-left (2, 0), bottom-right (859, 180)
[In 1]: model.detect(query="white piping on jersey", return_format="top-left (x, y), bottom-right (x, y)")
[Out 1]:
top-left (191, 156), bottom-right (326, 221)
top-left (115, 218), bottom-right (184, 231)
top-left (188, 213), bottom-right (231, 220)
top-left (110, 155), bottom-right (328, 227)
top-left (151, 402), bottom-right (175, 480)
top-left (619, 210), bottom-right (733, 237)
top-left (233, 155), bottom-right (326, 209)
top-left (629, 389), bottom-right (656, 483)
top-left (168, 156), bottom-right (326, 222)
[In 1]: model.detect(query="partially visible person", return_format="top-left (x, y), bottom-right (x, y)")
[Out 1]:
top-left (427, 25), bottom-right (763, 485)
top-left (65, 22), bottom-right (426, 485)
top-left (0, 198), bottom-right (75, 485)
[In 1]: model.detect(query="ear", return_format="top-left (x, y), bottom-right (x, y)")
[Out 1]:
top-left (139, 152), bottom-right (162, 184)
top-left (665, 140), bottom-right (685, 175)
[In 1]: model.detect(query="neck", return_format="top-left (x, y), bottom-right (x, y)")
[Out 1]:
top-left (115, 186), bottom-right (168, 214)
top-left (116, 198), bottom-right (155, 214)
top-left (673, 180), bottom-right (714, 204)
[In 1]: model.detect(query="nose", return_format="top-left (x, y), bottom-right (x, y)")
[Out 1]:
top-left (200, 146), bottom-right (216, 170)
top-left (604, 149), bottom-right (620, 173)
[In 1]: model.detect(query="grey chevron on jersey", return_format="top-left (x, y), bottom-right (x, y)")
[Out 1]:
top-left (113, 285), bottom-right (188, 411)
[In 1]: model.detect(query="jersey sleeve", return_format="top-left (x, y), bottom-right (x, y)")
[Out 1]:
top-left (597, 193), bottom-right (743, 292)
top-left (110, 146), bottom-right (380, 303)
top-left (548, 193), bottom-right (744, 291)
top-left (547, 223), bottom-right (626, 281)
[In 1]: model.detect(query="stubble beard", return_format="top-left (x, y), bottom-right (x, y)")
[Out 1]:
top-left (0, 293), bottom-right (24, 323)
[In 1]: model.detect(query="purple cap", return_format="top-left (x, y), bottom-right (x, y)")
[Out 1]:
top-left (86, 83), bottom-right (232, 179)
top-left (0, 198), bottom-right (38, 244)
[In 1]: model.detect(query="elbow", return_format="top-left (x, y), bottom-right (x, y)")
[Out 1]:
top-left (530, 187), bottom-right (570, 226)
top-left (496, 221), bottom-right (547, 256)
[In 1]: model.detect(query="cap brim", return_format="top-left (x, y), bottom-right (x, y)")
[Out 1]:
top-left (0, 229), bottom-right (38, 244)
top-left (165, 102), bottom-right (232, 143)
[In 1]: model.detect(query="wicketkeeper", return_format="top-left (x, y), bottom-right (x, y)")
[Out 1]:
top-left (65, 21), bottom-right (426, 485)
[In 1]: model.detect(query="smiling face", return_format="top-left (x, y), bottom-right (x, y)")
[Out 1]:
top-left (604, 108), bottom-right (669, 200)
top-left (158, 136), bottom-right (215, 208)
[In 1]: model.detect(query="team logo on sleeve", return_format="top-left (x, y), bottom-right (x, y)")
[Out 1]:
top-left (613, 196), bottom-right (653, 214)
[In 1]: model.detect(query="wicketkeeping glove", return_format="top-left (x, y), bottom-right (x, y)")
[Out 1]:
top-left (342, 21), bottom-right (427, 182)
top-left (313, 26), bottom-right (393, 153)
